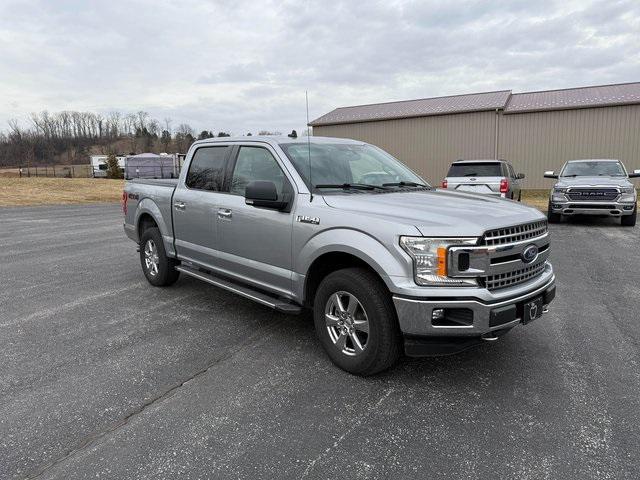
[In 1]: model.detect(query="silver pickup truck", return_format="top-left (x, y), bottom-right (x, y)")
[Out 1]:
top-left (123, 136), bottom-right (556, 375)
top-left (545, 159), bottom-right (639, 226)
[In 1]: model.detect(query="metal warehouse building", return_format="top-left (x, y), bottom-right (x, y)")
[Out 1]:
top-left (309, 82), bottom-right (640, 188)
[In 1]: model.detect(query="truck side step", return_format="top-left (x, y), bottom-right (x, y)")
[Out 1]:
top-left (175, 265), bottom-right (302, 314)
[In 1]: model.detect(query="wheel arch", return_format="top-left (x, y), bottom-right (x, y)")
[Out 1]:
top-left (304, 251), bottom-right (387, 308)
top-left (137, 212), bottom-right (158, 239)
top-left (135, 198), bottom-right (175, 256)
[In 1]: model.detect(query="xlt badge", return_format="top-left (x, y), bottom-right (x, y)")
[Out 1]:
top-left (296, 215), bottom-right (320, 225)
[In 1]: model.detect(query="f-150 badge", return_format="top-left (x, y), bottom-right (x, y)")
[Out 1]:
top-left (296, 215), bottom-right (320, 225)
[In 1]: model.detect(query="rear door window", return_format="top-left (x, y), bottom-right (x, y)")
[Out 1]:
top-left (186, 146), bottom-right (230, 191)
top-left (447, 163), bottom-right (503, 177)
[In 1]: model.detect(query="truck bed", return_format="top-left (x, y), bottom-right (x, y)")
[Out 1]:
top-left (127, 178), bottom-right (179, 187)
top-left (123, 179), bottom-right (177, 250)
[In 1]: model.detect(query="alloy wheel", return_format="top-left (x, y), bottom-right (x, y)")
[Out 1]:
top-left (324, 291), bottom-right (370, 356)
top-left (144, 239), bottom-right (160, 276)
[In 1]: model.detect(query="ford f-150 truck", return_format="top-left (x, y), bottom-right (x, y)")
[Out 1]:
top-left (123, 136), bottom-right (556, 375)
top-left (545, 159), bottom-right (640, 226)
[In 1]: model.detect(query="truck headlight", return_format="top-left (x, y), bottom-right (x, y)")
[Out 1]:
top-left (552, 187), bottom-right (567, 202)
top-left (399, 237), bottom-right (478, 286)
top-left (620, 187), bottom-right (636, 202)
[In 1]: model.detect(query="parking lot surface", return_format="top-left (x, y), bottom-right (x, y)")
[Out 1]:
top-left (1, 204), bottom-right (639, 479)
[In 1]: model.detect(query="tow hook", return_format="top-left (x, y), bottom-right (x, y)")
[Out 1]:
top-left (542, 305), bottom-right (549, 314)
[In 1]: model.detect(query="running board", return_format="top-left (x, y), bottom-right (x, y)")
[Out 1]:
top-left (175, 265), bottom-right (302, 314)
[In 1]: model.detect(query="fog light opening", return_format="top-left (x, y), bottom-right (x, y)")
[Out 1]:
top-left (431, 308), bottom-right (474, 327)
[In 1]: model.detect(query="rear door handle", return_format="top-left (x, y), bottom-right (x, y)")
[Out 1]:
top-left (174, 201), bottom-right (186, 211)
top-left (218, 208), bottom-right (232, 219)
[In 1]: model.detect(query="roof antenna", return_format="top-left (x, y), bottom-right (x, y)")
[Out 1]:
top-left (306, 90), bottom-right (313, 202)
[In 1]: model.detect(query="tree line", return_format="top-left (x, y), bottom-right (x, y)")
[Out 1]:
top-left (0, 110), bottom-right (254, 167)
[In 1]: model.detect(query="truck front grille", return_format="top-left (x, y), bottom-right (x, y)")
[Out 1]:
top-left (566, 188), bottom-right (619, 201)
top-left (482, 220), bottom-right (547, 246)
top-left (481, 260), bottom-right (547, 291)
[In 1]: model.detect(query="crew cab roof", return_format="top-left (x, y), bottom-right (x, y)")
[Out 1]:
top-left (189, 135), bottom-right (367, 149)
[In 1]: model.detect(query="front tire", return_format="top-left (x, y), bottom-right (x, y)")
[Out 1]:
top-left (621, 205), bottom-right (637, 226)
top-left (313, 268), bottom-right (401, 376)
top-left (547, 201), bottom-right (561, 223)
top-left (139, 227), bottom-right (180, 286)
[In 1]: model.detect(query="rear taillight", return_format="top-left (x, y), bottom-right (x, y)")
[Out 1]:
top-left (122, 191), bottom-right (128, 215)
top-left (500, 178), bottom-right (509, 194)
top-left (441, 179), bottom-right (448, 189)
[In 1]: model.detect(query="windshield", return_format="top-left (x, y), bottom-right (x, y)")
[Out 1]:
top-left (561, 161), bottom-right (626, 177)
top-left (447, 162), bottom-right (502, 177)
top-left (279, 143), bottom-right (428, 190)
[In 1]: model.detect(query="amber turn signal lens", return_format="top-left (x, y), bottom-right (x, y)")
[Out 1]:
top-left (437, 247), bottom-right (447, 276)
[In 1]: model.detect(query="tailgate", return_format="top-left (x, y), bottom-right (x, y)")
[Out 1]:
top-left (447, 176), bottom-right (502, 194)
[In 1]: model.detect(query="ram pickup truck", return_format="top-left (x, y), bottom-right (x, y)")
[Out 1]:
top-left (545, 159), bottom-right (640, 226)
top-left (123, 136), bottom-right (556, 375)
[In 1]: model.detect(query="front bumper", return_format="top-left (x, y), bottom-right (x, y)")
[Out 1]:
top-left (393, 273), bottom-right (556, 355)
top-left (549, 200), bottom-right (636, 216)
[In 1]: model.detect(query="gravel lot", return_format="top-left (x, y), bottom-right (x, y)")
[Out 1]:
top-left (2, 204), bottom-right (639, 479)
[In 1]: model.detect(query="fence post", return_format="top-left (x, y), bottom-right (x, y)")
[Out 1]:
top-left (19, 167), bottom-right (22, 178)
top-left (35, 166), bottom-right (38, 176)
top-left (53, 165), bottom-right (56, 177)
top-left (72, 166), bottom-right (75, 178)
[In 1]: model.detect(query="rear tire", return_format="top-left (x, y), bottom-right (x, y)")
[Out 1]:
top-left (313, 267), bottom-right (401, 376)
top-left (621, 205), bottom-right (637, 226)
top-left (139, 227), bottom-right (180, 286)
top-left (547, 201), bottom-right (561, 223)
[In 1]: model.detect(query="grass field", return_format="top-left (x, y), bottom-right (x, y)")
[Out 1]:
top-left (521, 189), bottom-right (549, 210)
top-left (0, 178), bottom-right (124, 206)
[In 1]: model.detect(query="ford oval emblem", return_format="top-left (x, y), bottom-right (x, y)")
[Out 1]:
top-left (521, 244), bottom-right (539, 264)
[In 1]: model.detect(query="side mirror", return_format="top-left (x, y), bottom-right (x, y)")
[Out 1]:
top-left (245, 181), bottom-right (289, 210)
top-left (544, 171), bottom-right (558, 179)
top-left (629, 169), bottom-right (640, 178)
top-left (516, 173), bottom-right (525, 179)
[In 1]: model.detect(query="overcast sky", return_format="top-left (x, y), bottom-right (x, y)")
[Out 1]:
top-left (1, 0), bottom-right (639, 135)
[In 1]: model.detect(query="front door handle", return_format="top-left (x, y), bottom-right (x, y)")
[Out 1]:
top-left (218, 208), bottom-right (232, 219)
top-left (174, 201), bottom-right (186, 211)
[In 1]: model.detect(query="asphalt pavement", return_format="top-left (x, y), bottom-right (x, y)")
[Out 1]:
top-left (1, 204), bottom-right (639, 479)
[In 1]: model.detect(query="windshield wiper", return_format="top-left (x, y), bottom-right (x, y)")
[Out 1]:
top-left (463, 173), bottom-right (478, 176)
top-left (562, 174), bottom-right (579, 177)
top-left (382, 181), bottom-right (428, 188)
top-left (314, 183), bottom-right (389, 191)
